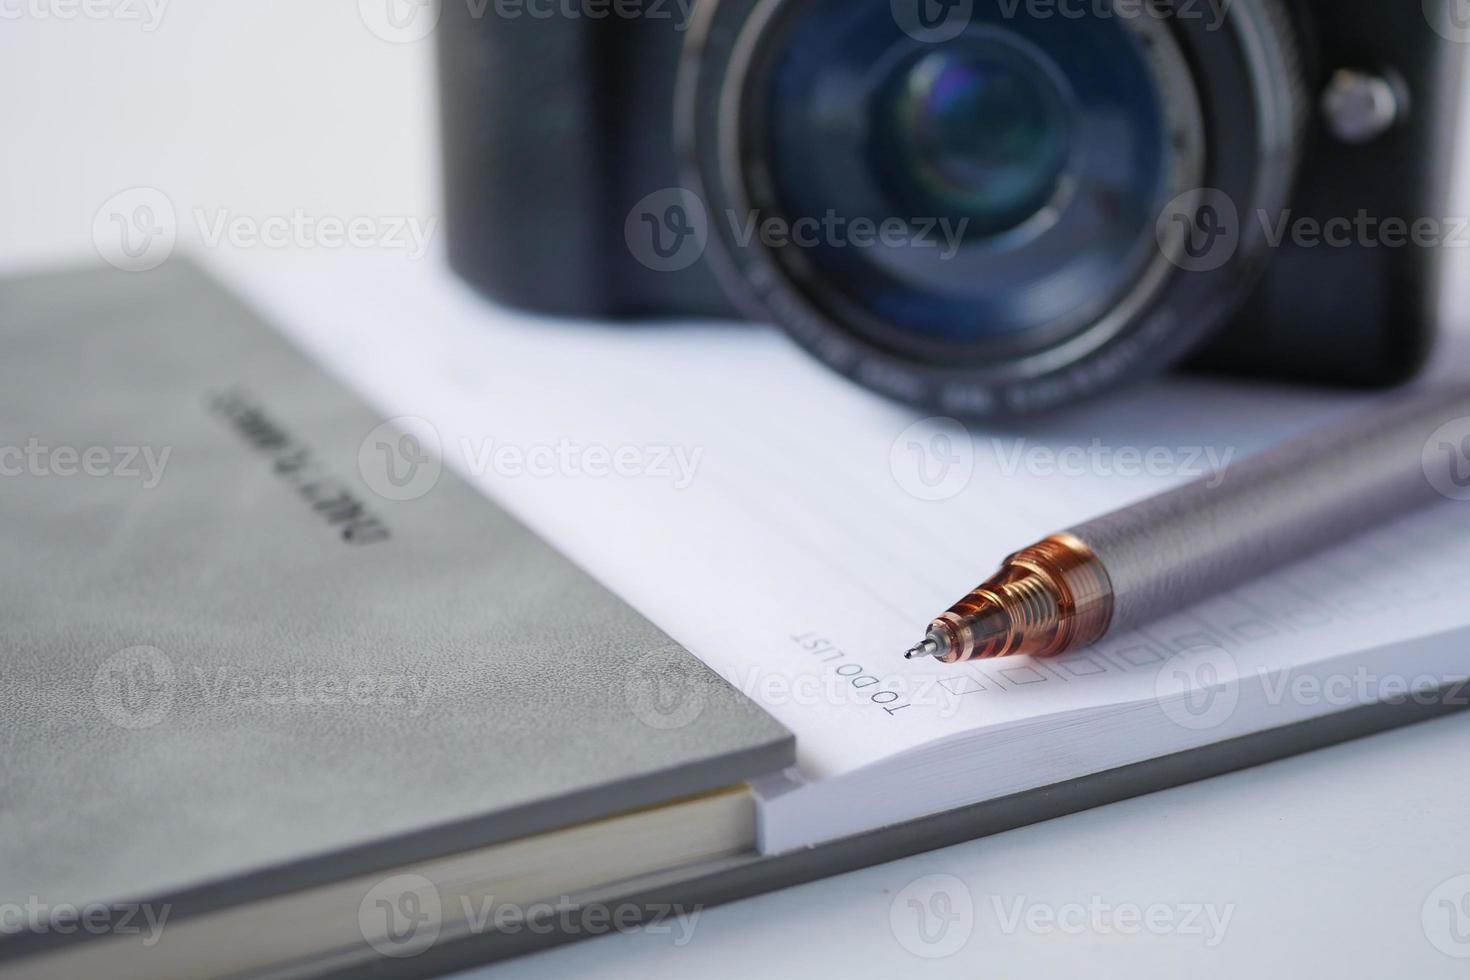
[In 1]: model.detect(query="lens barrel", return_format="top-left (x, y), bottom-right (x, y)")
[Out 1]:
top-left (678, 0), bottom-right (1306, 414)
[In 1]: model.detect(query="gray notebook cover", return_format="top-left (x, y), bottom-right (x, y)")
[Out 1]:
top-left (0, 261), bottom-right (792, 959)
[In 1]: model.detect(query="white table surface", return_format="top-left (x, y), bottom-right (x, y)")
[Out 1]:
top-left (4, 6), bottom-right (1470, 977)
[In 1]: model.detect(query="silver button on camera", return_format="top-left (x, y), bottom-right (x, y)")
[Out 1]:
top-left (1322, 69), bottom-right (1405, 145)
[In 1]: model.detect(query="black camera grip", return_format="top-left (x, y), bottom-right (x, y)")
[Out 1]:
top-left (437, 5), bottom-right (613, 314)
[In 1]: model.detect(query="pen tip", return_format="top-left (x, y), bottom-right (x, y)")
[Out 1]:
top-left (904, 636), bottom-right (942, 661)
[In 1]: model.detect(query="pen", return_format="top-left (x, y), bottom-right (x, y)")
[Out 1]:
top-left (903, 383), bottom-right (1470, 664)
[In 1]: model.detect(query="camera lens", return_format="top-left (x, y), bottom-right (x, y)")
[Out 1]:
top-left (684, 0), bottom-right (1306, 412)
top-left (742, 0), bottom-right (1205, 358)
top-left (873, 41), bottom-right (1072, 237)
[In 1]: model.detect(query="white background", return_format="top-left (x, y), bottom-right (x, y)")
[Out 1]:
top-left (4, 4), bottom-right (1470, 977)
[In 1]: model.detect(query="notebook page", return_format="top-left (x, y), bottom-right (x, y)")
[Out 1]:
top-left (217, 253), bottom-right (1470, 786)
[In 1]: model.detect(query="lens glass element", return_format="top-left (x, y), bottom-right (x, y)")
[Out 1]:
top-left (747, 0), bottom-right (1201, 360)
top-left (874, 41), bottom-right (1072, 236)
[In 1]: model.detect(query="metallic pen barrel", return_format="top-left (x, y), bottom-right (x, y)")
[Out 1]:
top-left (906, 533), bottom-right (1113, 663)
top-left (906, 383), bottom-right (1470, 665)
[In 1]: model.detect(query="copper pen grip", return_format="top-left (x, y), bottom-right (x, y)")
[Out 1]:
top-left (930, 533), bottom-right (1114, 662)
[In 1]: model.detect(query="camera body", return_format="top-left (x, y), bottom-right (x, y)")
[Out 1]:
top-left (440, 0), bottom-right (1466, 414)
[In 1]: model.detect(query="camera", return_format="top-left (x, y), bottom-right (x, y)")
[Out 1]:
top-left (438, 0), bottom-right (1466, 415)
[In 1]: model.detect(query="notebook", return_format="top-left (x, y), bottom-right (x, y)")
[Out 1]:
top-left (5, 255), bottom-right (1468, 978)
top-left (0, 261), bottom-right (792, 978)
